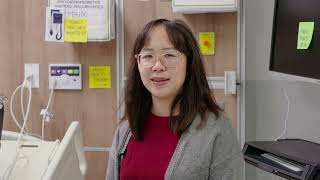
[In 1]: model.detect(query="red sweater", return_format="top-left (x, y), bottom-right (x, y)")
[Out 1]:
top-left (120, 113), bottom-right (180, 180)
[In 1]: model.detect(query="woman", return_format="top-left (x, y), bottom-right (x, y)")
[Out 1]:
top-left (107, 19), bottom-right (244, 180)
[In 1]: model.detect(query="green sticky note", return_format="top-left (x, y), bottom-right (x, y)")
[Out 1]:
top-left (297, 22), bottom-right (315, 49)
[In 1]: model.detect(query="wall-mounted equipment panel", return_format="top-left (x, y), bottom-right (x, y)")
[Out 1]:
top-left (49, 64), bottom-right (82, 90)
top-left (172, 0), bottom-right (238, 13)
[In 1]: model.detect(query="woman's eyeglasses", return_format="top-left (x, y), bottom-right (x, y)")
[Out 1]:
top-left (135, 50), bottom-right (183, 68)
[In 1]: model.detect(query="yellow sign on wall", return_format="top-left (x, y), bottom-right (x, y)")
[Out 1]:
top-left (89, 66), bottom-right (111, 89)
top-left (199, 32), bottom-right (215, 55)
top-left (64, 18), bottom-right (88, 43)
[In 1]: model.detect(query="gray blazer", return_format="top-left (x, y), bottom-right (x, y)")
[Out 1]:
top-left (106, 113), bottom-right (244, 180)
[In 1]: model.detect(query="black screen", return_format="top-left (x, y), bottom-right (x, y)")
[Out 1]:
top-left (269, 0), bottom-right (320, 81)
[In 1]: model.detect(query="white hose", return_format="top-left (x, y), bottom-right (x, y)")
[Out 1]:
top-left (10, 84), bottom-right (24, 131)
top-left (6, 79), bottom-right (32, 179)
top-left (42, 79), bottom-right (56, 139)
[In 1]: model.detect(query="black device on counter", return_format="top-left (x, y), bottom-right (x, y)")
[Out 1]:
top-left (243, 139), bottom-right (320, 180)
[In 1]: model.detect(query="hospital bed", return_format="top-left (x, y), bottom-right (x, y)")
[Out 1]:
top-left (0, 121), bottom-right (87, 180)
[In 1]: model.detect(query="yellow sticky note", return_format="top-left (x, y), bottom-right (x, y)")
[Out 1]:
top-left (199, 32), bottom-right (215, 55)
top-left (297, 22), bottom-right (314, 49)
top-left (89, 66), bottom-right (111, 89)
top-left (64, 18), bottom-right (88, 43)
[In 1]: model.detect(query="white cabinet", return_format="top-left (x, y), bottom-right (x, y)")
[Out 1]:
top-left (172, 0), bottom-right (238, 13)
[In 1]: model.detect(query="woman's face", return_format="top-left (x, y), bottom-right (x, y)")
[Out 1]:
top-left (137, 26), bottom-right (187, 101)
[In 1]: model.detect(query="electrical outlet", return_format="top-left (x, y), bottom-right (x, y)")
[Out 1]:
top-left (24, 64), bottom-right (40, 88)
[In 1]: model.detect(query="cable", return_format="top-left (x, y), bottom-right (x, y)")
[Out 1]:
top-left (274, 87), bottom-right (290, 141)
top-left (56, 24), bottom-right (62, 40)
top-left (41, 79), bottom-right (56, 139)
top-left (6, 79), bottom-right (32, 180)
top-left (10, 84), bottom-right (24, 130)
top-left (10, 79), bottom-right (33, 135)
top-left (10, 78), bottom-right (42, 140)
top-left (20, 79), bottom-right (30, 134)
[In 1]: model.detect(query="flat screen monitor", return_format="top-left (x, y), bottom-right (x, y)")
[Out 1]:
top-left (269, 0), bottom-right (320, 84)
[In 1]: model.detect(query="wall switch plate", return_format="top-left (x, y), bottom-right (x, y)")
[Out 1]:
top-left (24, 64), bottom-right (40, 88)
top-left (49, 64), bottom-right (82, 90)
top-left (224, 71), bottom-right (236, 95)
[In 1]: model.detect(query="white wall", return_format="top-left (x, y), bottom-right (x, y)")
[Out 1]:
top-left (244, 0), bottom-right (320, 179)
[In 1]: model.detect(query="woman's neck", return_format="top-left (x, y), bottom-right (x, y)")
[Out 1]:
top-left (151, 96), bottom-right (179, 117)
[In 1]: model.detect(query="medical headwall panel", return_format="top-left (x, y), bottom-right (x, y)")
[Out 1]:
top-left (0, 0), bottom-right (117, 180)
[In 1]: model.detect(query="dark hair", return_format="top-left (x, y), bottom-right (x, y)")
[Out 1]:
top-left (122, 19), bottom-right (222, 140)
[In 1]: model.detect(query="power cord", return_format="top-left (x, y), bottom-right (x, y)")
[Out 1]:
top-left (20, 78), bottom-right (33, 136)
top-left (5, 78), bottom-right (33, 180)
top-left (10, 76), bottom-right (41, 139)
top-left (274, 87), bottom-right (290, 141)
top-left (41, 79), bottom-right (57, 139)
top-left (10, 78), bottom-right (32, 134)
